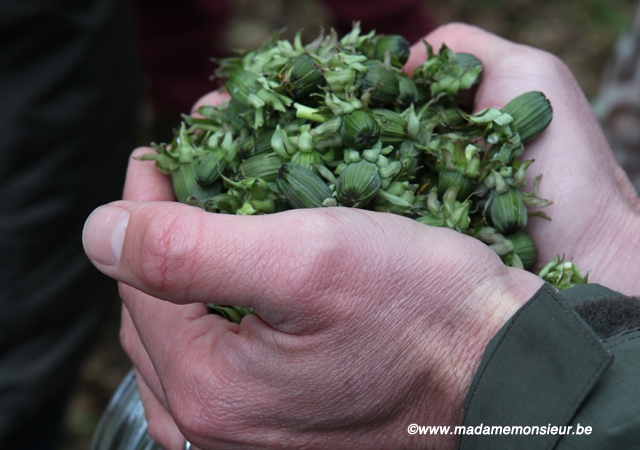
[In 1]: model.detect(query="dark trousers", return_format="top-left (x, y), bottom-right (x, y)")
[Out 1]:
top-left (0, 0), bottom-right (138, 447)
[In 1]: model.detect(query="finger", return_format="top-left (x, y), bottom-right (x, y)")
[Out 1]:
top-left (120, 301), bottom-right (170, 409)
top-left (119, 281), bottom-right (231, 381)
top-left (191, 89), bottom-right (231, 114)
top-left (119, 281), bottom-right (249, 424)
top-left (123, 147), bottom-right (176, 202)
top-left (83, 200), bottom-right (358, 309)
top-left (135, 370), bottom-right (187, 450)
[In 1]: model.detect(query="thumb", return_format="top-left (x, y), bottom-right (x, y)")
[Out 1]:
top-left (81, 201), bottom-right (380, 331)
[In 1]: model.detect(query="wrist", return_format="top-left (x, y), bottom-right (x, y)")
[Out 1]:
top-left (416, 267), bottom-right (544, 448)
top-left (586, 202), bottom-right (640, 296)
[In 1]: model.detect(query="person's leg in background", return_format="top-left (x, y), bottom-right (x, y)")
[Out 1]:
top-left (0, 0), bottom-right (138, 448)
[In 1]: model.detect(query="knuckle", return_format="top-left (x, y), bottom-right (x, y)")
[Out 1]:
top-left (505, 46), bottom-right (572, 86)
top-left (135, 208), bottom-right (204, 298)
top-left (271, 211), bottom-right (345, 300)
top-left (432, 22), bottom-right (478, 38)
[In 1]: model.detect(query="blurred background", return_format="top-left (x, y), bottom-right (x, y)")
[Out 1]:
top-left (60, 0), bottom-right (639, 448)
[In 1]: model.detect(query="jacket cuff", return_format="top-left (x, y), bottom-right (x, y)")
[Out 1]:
top-left (458, 283), bottom-right (612, 450)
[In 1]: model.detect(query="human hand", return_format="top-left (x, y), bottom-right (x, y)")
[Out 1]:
top-left (83, 102), bottom-right (543, 450)
top-left (406, 23), bottom-right (640, 296)
top-left (81, 23), bottom-right (640, 450)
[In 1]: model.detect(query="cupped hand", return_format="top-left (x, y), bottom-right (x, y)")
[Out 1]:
top-left (81, 22), bottom-right (640, 450)
top-left (407, 23), bottom-right (640, 295)
top-left (84, 144), bottom-right (542, 448)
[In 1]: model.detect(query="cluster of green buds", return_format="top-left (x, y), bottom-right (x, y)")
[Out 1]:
top-left (140, 24), bottom-right (586, 322)
top-left (538, 255), bottom-right (589, 291)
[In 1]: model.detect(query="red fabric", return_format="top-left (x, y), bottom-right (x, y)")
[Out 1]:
top-left (322, 0), bottom-right (436, 45)
top-left (136, 0), bottom-right (232, 114)
top-left (136, 0), bottom-right (436, 115)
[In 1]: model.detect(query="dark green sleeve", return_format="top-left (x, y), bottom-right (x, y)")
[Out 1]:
top-left (458, 283), bottom-right (640, 450)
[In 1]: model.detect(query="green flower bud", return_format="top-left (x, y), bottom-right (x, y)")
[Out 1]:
top-left (291, 149), bottom-right (323, 172)
top-left (196, 151), bottom-right (226, 186)
top-left (358, 62), bottom-right (400, 105)
top-left (280, 54), bottom-right (325, 99)
top-left (206, 304), bottom-right (254, 324)
top-left (538, 255), bottom-right (588, 291)
top-left (455, 52), bottom-right (483, 89)
top-left (172, 162), bottom-right (220, 204)
top-left (225, 69), bottom-right (259, 105)
top-left (505, 231), bottom-right (538, 270)
top-left (224, 98), bottom-right (250, 130)
top-left (277, 163), bottom-right (333, 208)
top-left (437, 169), bottom-right (476, 201)
top-left (248, 130), bottom-right (275, 157)
top-left (240, 153), bottom-right (286, 182)
top-left (487, 187), bottom-right (528, 234)
top-left (374, 35), bottom-right (411, 67)
top-left (501, 91), bottom-right (552, 143)
top-left (416, 213), bottom-right (446, 227)
top-left (340, 110), bottom-right (380, 150)
top-left (336, 160), bottom-right (381, 207)
top-left (171, 162), bottom-right (197, 204)
top-left (373, 108), bottom-right (407, 144)
top-left (396, 74), bottom-right (420, 106)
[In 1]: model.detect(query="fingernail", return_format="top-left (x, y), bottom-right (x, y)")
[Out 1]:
top-left (83, 205), bottom-right (130, 266)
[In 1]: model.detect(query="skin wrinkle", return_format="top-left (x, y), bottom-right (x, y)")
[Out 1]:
top-left (238, 296), bottom-right (422, 432)
top-left (135, 206), bottom-right (201, 300)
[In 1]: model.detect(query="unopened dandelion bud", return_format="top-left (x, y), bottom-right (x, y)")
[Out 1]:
top-left (196, 151), bottom-right (225, 186)
top-left (240, 153), bottom-right (285, 182)
top-left (226, 70), bottom-right (259, 105)
top-left (277, 163), bottom-right (332, 209)
top-left (488, 187), bottom-right (528, 234)
top-left (280, 54), bottom-right (324, 99)
top-left (341, 110), bottom-right (380, 150)
top-left (291, 149), bottom-right (322, 172)
top-left (396, 74), bottom-right (420, 106)
top-left (358, 61), bottom-right (401, 105)
top-left (374, 108), bottom-right (406, 144)
top-left (501, 91), bottom-right (553, 143)
top-left (506, 231), bottom-right (538, 270)
top-left (336, 160), bottom-right (381, 207)
top-left (374, 35), bottom-right (411, 67)
top-left (437, 169), bottom-right (475, 200)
